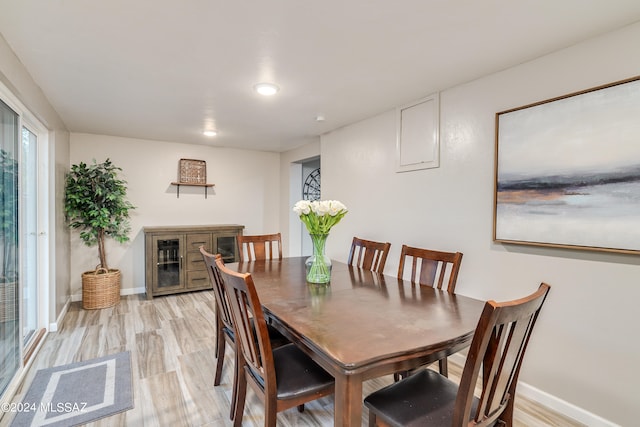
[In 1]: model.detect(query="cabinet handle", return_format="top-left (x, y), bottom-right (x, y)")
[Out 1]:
top-left (180, 256), bottom-right (183, 269)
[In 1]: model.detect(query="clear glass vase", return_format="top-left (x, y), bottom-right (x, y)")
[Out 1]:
top-left (305, 233), bottom-right (332, 284)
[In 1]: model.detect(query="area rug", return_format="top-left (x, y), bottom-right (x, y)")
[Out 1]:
top-left (10, 351), bottom-right (133, 427)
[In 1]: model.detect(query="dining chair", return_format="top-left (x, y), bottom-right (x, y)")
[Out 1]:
top-left (237, 233), bottom-right (283, 262)
top-left (200, 246), bottom-right (289, 421)
top-left (396, 245), bottom-right (463, 377)
top-left (397, 244), bottom-right (463, 292)
top-left (347, 236), bottom-right (391, 274)
top-left (214, 256), bottom-right (335, 427)
top-left (365, 283), bottom-right (551, 427)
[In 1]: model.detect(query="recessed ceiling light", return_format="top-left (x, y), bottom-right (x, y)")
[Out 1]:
top-left (254, 82), bottom-right (279, 96)
top-left (203, 130), bottom-right (217, 137)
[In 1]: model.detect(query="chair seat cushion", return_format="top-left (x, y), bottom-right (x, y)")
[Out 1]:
top-left (225, 321), bottom-right (290, 349)
top-left (272, 343), bottom-right (334, 400)
top-left (266, 324), bottom-right (290, 348)
top-left (364, 369), bottom-right (479, 427)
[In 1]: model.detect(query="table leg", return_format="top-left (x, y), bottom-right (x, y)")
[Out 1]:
top-left (334, 373), bottom-right (363, 427)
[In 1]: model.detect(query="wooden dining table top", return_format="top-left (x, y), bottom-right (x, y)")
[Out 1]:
top-left (229, 256), bottom-right (485, 426)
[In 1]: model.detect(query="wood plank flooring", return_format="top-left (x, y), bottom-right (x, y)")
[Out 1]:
top-left (1, 292), bottom-right (584, 426)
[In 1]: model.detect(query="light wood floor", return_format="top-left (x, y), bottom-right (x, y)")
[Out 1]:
top-left (1, 292), bottom-right (584, 426)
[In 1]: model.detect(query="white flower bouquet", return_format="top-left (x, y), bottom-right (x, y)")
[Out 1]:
top-left (293, 200), bottom-right (348, 235)
top-left (293, 200), bottom-right (348, 284)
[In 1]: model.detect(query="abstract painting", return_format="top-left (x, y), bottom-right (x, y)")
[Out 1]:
top-left (494, 76), bottom-right (640, 253)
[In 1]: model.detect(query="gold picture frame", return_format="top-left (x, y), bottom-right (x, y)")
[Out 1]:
top-left (494, 76), bottom-right (640, 254)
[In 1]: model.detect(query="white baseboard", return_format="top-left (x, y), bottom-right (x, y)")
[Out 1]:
top-left (70, 286), bottom-right (146, 302)
top-left (516, 381), bottom-right (619, 427)
top-left (448, 353), bottom-right (618, 427)
top-left (122, 286), bottom-right (146, 296)
top-left (49, 297), bottom-right (71, 332)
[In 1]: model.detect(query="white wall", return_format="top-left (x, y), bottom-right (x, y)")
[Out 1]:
top-left (279, 139), bottom-right (320, 256)
top-left (319, 22), bottom-right (640, 427)
top-left (70, 133), bottom-right (280, 297)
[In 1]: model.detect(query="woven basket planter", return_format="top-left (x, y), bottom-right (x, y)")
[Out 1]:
top-left (82, 268), bottom-right (121, 310)
top-left (0, 280), bottom-right (17, 322)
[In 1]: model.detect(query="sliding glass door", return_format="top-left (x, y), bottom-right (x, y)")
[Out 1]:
top-left (0, 99), bottom-right (20, 396)
top-left (0, 87), bottom-right (48, 401)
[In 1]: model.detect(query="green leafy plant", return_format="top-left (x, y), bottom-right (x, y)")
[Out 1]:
top-left (64, 159), bottom-right (135, 271)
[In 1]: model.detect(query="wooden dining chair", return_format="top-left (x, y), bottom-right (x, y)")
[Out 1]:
top-left (237, 233), bottom-right (283, 262)
top-left (397, 244), bottom-right (463, 292)
top-left (214, 256), bottom-right (335, 427)
top-left (365, 283), bottom-right (551, 427)
top-left (347, 236), bottom-right (391, 274)
top-left (396, 244), bottom-right (463, 377)
top-left (200, 246), bottom-right (289, 421)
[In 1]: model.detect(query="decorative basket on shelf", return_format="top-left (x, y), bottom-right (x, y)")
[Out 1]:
top-left (179, 158), bottom-right (207, 184)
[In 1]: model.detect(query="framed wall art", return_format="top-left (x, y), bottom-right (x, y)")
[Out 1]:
top-left (178, 158), bottom-right (207, 184)
top-left (494, 76), bottom-right (640, 254)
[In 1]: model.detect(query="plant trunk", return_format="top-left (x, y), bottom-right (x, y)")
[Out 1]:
top-left (98, 229), bottom-right (108, 270)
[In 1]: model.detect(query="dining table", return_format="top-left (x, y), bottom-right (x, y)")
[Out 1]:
top-left (229, 257), bottom-right (485, 427)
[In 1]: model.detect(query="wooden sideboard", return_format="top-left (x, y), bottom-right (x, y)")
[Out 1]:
top-left (143, 224), bottom-right (244, 299)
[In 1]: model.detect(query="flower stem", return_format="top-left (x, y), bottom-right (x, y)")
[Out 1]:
top-left (307, 233), bottom-right (331, 284)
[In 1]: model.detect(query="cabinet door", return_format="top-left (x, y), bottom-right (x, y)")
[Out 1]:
top-left (151, 234), bottom-right (185, 292)
top-left (214, 233), bottom-right (239, 263)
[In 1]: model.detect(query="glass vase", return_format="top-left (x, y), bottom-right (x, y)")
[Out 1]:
top-left (305, 233), bottom-right (332, 284)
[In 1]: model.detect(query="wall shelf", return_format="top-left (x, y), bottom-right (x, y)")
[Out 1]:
top-left (170, 182), bottom-right (215, 198)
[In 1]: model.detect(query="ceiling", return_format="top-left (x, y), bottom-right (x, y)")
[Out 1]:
top-left (1, 1), bottom-right (640, 153)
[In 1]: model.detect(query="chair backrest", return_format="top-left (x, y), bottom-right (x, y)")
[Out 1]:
top-left (237, 233), bottom-right (283, 262)
top-left (397, 244), bottom-right (463, 292)
top-left (453, 283), bottom-right (551, 427)
top-left (347, 237), bottom-right (391, 273)
top-left (200, 246), bottom-right (234, 332)
top-left (214, 256), bottom-right (276, 394)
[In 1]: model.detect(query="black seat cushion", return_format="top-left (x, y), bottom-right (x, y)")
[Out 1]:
top-left (364, 369), bottom-right (479, 427)
top-left (225, 321), bottom-right (290, 349)
top-left (266, 324), bottom-right (290, 348)
top-left (272, 343), bottom-right (334, 400)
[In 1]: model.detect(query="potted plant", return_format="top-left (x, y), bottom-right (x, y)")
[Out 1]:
top-left (64, 158), bottom-right (135, 309)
